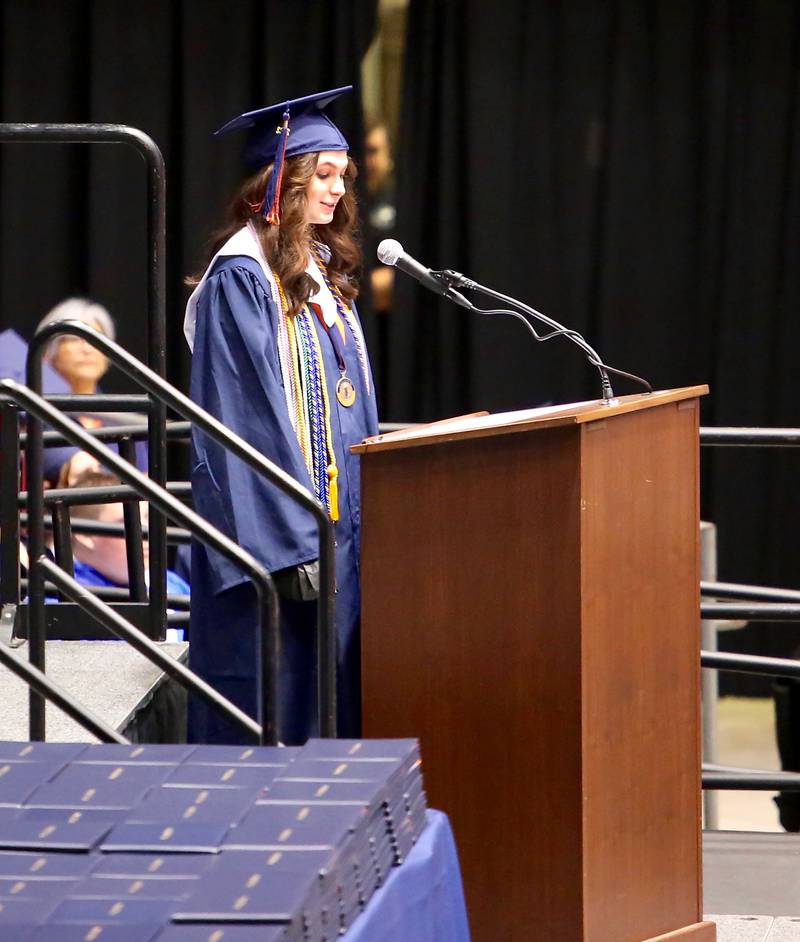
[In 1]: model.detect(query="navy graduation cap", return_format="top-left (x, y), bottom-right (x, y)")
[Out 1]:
top-left (0, 328), bottom-right (72, 394)
top-left (215, 85), bottom-right (352, 225)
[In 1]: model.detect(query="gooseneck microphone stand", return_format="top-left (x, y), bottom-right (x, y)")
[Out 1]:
top-left (432, 268), bottom-right (652, 404)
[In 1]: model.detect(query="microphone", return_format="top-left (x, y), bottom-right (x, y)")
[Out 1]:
top-left (377, 239), bottom-right (467, 303)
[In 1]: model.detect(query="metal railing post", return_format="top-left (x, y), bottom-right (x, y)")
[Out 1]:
top-left (0, 401), bottom-right (21, 607)
top-left (50, 502), bottom-right (75, 590)
top-left (700, 521), bottom-right (719, 829)
top-left (117, 436), bottom-right (148, 602)
top-left (23, 352), bottom-right (47, 739)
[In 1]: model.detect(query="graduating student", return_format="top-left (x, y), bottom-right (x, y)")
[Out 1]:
top-left (184, 86), bottom-right (378, 745)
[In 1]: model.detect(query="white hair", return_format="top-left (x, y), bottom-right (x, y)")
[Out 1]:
top-left (36, 297), bottom-right (116, 360)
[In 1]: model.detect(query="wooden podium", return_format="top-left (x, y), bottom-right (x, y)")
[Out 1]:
top-left (355, 388), bottom-right (714, 942)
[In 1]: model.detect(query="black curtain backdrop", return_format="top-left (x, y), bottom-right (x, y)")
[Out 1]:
top-left (389, 0), bottom-right (800, 685)
top-left (1, 0), bottom-right (799, 681)
top-left (0, 0), bottom-right (376, 392)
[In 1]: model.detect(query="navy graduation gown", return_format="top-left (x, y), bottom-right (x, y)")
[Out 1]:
top-left (188, 254), bottom-right (378, 744)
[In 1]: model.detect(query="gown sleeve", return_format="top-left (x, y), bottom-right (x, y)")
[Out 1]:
top-left (189, 257), bottom-right (320, 596)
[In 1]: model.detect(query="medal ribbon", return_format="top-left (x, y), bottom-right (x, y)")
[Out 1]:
top-left (310, 242), bottom-right (371, 396)
top-left (310, 303), bottom-right (347, 373)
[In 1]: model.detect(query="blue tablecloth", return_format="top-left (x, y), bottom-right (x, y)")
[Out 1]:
top-left (344, 809), bottom-right (471, 942)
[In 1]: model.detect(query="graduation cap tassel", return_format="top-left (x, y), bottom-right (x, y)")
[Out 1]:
top-left (263, 109), bottom-right (291, 225)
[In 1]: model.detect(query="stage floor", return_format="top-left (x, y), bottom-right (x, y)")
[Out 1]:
top-left (0, 638), bottom-right (188, 740)
top-left (704, 830), bottom-right (800, 940)
top-left (708, 915), bottom-right (800, 940)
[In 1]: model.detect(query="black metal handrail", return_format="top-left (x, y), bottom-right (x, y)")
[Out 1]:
top-left (18, 578), bottom-right (190, 610)
top-left (20, 513), bottom-right (192, 546)
top-left (0, 122), bottom-right (170, 663)
top-left (1, 378), bottom-right (273, 743)
top-left (700, 426), bottom-right (800, 446)
top-left (702, 766), bottom-right (800, 791)
top-left (0, 123), bottom-right (165, 378)
top-left (0, 403), bottom-right (21, 607)
top-left (697, 424), bottom-right (800, 795)
top-left (701, 580), bottom-right (800, 603)
top-left (19, 483), bottom-right (192, 507)
top-left (24, 420), bottom-right (192, 447)
top-left (701, 649), bottom-right (800, 681)
top-left (701, 602), bottom-right (800, 621)
top-left (26, 320), bottom-right (337, 738)
top-left (10, 122), bottom-right (166, 645)
top-left (44, 394), bottom-right (152, 410)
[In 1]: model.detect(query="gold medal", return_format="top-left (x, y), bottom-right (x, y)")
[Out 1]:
top-left (336, 375), bottom-right (356, 407)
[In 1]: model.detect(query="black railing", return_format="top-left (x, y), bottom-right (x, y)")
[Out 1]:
top-left (19, 483), bottom-right (192, 506)
top-left (702, 580), bottom-right (800, 603)
top-left (19, 578), bottom-right (188, 610)
top-left (25, 320), bottom-right (337, 739)
top-left (1, 378), bottom-right (269, 743)
top-left (0, 121), bottom-right (170, 663)
top-left (700, 650), bottom-right (800, 682)
top-left (699, 424), bottom-right (800, 795)
top-left (25, 419), bottom-right (192, 448)
top-left (702, 602), bottom-right (800, 621)
top-left (18, 579), bottom-right (190, 611)
top-left (703, 767), bottom-right (800, 791)
top-left (0, 402), bottom-right (21, 607)
top-left (19, 513), bottom-right (192, 546)
top-left (0, 123), bottom-right (166, 381)
top-left (700, 426), bottom-right (800, 447)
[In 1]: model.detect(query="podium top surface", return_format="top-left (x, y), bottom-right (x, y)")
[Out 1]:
top-left (352, 385), bottom-right (708, 454)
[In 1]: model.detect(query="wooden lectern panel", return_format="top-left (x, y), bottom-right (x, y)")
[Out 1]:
top-left (360, 390), bottom-right (708, 942)
top-left (362, 426), bottom-right (585, 937)
top-left (579, 399), bottom-right (702, 941)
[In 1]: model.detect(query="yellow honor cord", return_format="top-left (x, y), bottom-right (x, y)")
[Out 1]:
top-left (274, 271), bottom-right (340, 524)
top-left (327, 464), bottom-right (339, 522)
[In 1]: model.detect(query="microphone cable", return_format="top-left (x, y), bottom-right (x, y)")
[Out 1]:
top-left (435, 271), bottom-right (653, 399)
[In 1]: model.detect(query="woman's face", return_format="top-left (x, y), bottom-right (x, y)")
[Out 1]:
top-left (304, 151), bottom-right (349, 225)
top-left (50, 319), bottom-right (109, 393)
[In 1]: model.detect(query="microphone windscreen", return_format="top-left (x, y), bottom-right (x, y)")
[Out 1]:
top-left (377, 239), bottom-right (403, 266)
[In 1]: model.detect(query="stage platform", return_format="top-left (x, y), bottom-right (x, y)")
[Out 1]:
top-left (0, 639), bottom-right (189, 741)
top-left (705, 830), bottom-right (800, 940)
top-left (708, 916), bottom-right (800, 941)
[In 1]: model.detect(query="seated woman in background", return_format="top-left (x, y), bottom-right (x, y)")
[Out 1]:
top-left (38, 297), bottom-right (115, 397)
top-left (35, 298), bottom-right (145, 485)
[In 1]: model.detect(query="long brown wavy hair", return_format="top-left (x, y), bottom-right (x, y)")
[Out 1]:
top-left (191, 152), bottom-right (360, 316)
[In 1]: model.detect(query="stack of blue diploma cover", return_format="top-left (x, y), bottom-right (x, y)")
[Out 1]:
top-left (0, 737), bottom-right (428, 941)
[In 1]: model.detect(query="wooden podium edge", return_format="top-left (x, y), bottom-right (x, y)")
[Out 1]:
top-left (644, 921), bottom-right (717, 941)
top-left (352, 386), bottom-right (709, 454)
